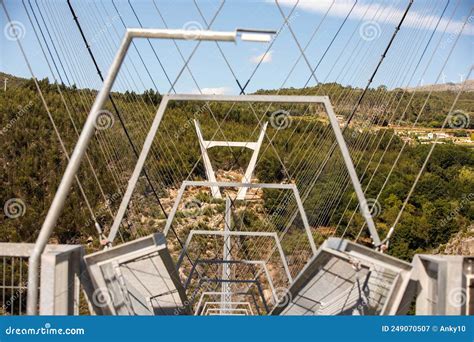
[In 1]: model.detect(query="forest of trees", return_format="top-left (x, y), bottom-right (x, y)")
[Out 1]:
top-left (1, 74), bottom-right (473, 262)
top-left (257, 82), bottom-right (474, 129)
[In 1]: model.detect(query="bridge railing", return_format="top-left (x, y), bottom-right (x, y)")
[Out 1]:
top-left (0, 243), bottom-right (84, 315)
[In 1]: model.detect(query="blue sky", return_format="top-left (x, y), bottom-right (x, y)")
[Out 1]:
top-left (1, 0), bottom-right (472, 94)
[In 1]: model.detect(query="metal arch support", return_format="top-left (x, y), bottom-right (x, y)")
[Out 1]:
top-left (161, 180), bottom-right (317, 256)
top-left (204, 307), bottom-right (249, 315)
top-left (202, 301), bottom-right (254, 315)
top-left (194, 291), bottom-right (260, 316)
top-left (27, 28), bottom-right (263, 315)
top-left (176, 229), bottom-right (293, 283)
top-left (194, 277), bottom-right (270, 313)
top-left (106, 94), bottom-right (379, 248)
top-left (203, 302), bottom-right (255, 316)
top-left (194, 120), bottom-right (267, 200)
top-left (185, 259), bottom-right (279, 305)
top-left (204, 308), bottom-right (249, 315)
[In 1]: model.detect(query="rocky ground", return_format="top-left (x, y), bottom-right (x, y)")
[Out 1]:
top-left (436, 224), bottom-right (474, 256)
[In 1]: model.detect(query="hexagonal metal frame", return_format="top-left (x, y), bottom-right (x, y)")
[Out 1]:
top-left (162, 180), bottom-right (317, 255)
top-left (106, 95), bottom-right (380, 247)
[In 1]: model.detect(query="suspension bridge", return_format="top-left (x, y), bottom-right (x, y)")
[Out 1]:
top-left (0, 0), bottom-right (473, 316)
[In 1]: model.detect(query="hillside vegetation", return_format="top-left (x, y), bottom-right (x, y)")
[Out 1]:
top-left (1, 75), bottom-right (473, 262)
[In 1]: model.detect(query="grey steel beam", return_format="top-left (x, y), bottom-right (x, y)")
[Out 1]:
top-left (194, 120), bottom-right (221, 198)
top-left (412, 255), bottom-right (473, 315)
top-left (0, 243), bottom-right (82, 257)
top-left (322, 97), bottom-right (380, 246)
top-left (237, 122), bottom-right (267, 200)
top-left (0, 243), bottom-right (83, 315)
top-left (39, 247), bottom-right (83, 315)
top-left (222, 197), bottom-right (232, 311)
top-left (107, 95), bottom-right (169, 243)
top-left (202, 278), bottom-right (259, 284)
top-left (166, 94), bottom-right (329, 103)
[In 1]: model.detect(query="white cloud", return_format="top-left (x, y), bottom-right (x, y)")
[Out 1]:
top-left (194, 87), bottom-right (232, 95)
top-left (277, 0), bottom-right (473, 36)
top-left (250, 50), bottom-right (273, 64)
